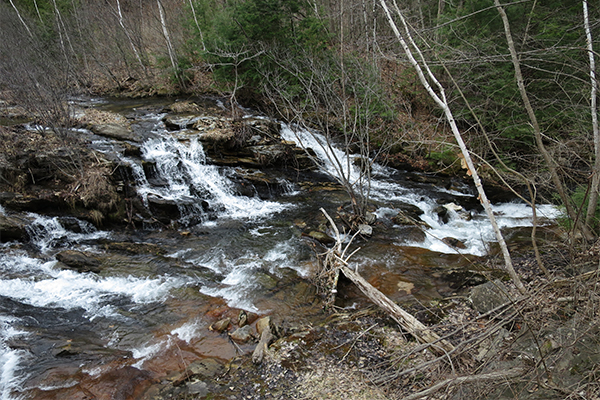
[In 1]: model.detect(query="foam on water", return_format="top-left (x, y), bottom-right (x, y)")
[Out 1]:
top-left (134, 136), bottom-right (289, 222)
top-left (0, 267), bottom-right (184, 319)
top-left (0, 317), bottom-right (29, 400)
top-left (282, 124), bottom-right (561, 256)
top-left (26, 214), bottom-right (109, 254)
top-left (171, 320), bottom-right (204, 343)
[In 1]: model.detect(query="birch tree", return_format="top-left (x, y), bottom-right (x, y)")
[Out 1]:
top-left (157, 0), bottom-right (183, 87)
top-left (377, 0), bottom-right (527, 294)
top-left (115, 0), bottom-right (146, 71)
top-left (583, 0), bottom-right (600, 232)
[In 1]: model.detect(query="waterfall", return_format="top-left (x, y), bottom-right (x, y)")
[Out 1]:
top-left (280, 123), bottom-right (560, 256)
top-left (131, 135), bottom-right (289, 224)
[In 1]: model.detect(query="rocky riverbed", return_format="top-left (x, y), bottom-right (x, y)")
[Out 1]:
top-left (1, 96), bottom-right (599, 400)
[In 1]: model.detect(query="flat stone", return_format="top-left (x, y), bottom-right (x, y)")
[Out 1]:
top-left (91, 123), bottom-right (139, 142)
top-left (55, 250), bottom-right (102, 273)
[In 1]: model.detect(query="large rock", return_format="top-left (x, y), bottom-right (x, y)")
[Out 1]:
top-left (91, 123), bottom-right (140, 142)
top-left (470, 279), bottom-right (511, 314)
top-left (0, 214), bottom-right (28, 242)
top-left (55, 250), bottom-right (102, 273)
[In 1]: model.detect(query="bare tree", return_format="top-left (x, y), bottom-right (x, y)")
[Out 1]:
top-left (377, 0), bottom-right (527, 294)
top-left (157, 0), bottom-right (183, 87)
top-left (583, 0), bottom-right (600, 232)
top-left (115, 0), bottom-right (146, 71)
top-left (494, 0), bottom-right (595, 242)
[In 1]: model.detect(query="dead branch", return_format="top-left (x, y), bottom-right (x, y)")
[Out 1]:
top-left (341, 266), bottom-right (454, 355)
top-left (317, 208), bottom-right (454, 356)
top-left (400, 367), bottom-right (526, 400)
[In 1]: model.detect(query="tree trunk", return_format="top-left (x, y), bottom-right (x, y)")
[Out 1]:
top-left (494, 0), bottom-right (595, 242)
top-left (378, 0), bottom-right (527, 294)
top-left (157, 0), bottom-right (183, 88)
top-left (8, 0), bottom-right (33, 38)
top-left (116, 0), bottom-right (146, 71)
top-left (584, 0), bottom-right (599, 234)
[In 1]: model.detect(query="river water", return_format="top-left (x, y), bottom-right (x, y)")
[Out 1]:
top-left (0, 97), bottom-right (560, 399)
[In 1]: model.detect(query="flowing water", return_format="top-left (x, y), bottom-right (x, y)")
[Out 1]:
top-left (0, 98), bottom-right (561, 399)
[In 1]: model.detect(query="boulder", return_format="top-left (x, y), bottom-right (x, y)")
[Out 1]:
top-left (0, 214), bottom-right (28, 242)
top-left (209, 318), bottom-right (231, 333)
top-left (55, 250), bottom-right (102, 273)
top-left (305, 231), bottom-right (335, 245)
top-left (229, 325), bottom-right (254, 343)
top-left (162, 115), bottom-right (201, 130)
top-left (470, 280), bottom-right (511, 314)
top-left (91, 123), bottom-right (140, 142)
top-left (442, 237), bottom-right (467, 249)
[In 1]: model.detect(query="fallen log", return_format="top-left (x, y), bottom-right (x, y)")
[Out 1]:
top-left (340, 266), bottom-right (454, 355)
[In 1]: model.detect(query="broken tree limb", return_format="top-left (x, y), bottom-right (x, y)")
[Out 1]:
top-left (400, 367), bottom-right (526, 400)
top-left (340, 266), bottom-right (454, 355)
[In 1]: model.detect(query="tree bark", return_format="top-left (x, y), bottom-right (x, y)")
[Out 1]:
top-left (8, 0), bottom-right (33, 38)
top-left (157, 0), bottom-right (182, 86)
top-left (378, 0), bottom-right (527, 294)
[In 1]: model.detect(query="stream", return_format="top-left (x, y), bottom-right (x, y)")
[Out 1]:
top-left (0, 97), bottom-right (560, 399)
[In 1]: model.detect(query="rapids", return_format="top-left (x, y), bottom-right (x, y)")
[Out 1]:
top-left (0, 97), bottom-right (560, 399)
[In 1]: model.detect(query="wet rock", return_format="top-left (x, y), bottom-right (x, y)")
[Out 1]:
top-left (229, 325), bottom-right (254, 343)
top-left (358, 224), bottom-right (372, 236)
top-left (146, 196), bottom-right (181, 223)
top-left (442, 237), bottom-right (467, 249)
top-left (172, 358), bottom-right (225, 386)
top-left (55, 250), bottom-right (102, 273)
top-left (163, 100), bottom-right (202, 114)
top-left (3, 192), bottom-right (65, 213)
top-left (237, 310), bottom-right (248, 327)
top-left (470, 280), bottom-right (512, 314)
top-left (391, 213), bottom-right (415, 225)
top-left (0, 214), bottom-right (28, 242)
top-left (187, 380), bottom-right (209, 396)
top-left (122, 142), bottom-right (141, 157)
top-left (103, 241), bottom-right (166, 255)
top-left (163, 115), bottom-right (201, 130)
top-left (210, 318), bottom-right (231, 333)
top-left (442, 268), bottom-right (489, 290)
top-left (248, 144), bottom-right (295, 166)
top-left (253, 316), bottom-right (276, 364)
top-left (91, 123), bottom-right (140, 142)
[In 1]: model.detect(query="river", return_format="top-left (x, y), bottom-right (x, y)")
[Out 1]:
top-left (0, 97), bottom-right (560, 399)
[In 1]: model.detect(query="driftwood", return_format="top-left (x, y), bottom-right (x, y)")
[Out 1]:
top-left (341, 266), bottom-right (454, 355)
top-left (317, 208), bottom-right (454, 356)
